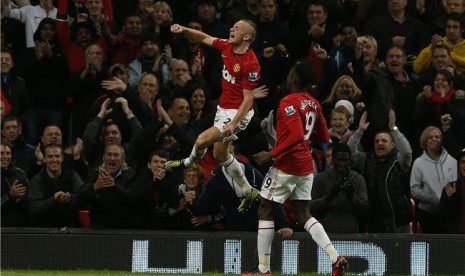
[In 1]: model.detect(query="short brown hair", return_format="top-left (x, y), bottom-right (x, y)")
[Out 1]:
top-left (184, 164), bottom-right (204, 180)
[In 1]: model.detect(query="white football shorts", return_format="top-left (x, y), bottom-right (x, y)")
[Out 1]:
top-left (260, 166), bottom-right (314, 203)
top-left (213, 106), bottom-right (254, 133)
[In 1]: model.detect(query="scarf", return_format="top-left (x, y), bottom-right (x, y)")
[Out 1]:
top-left (428, 88), bottom-right (455, 112)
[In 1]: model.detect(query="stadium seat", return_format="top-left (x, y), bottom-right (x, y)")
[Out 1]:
top-left (409, 197), bottom-right (422, 234)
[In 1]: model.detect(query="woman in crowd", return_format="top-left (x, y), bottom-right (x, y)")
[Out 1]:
top-left (410, 126), bottom-right (457, 233)
top-left (149, 1), bottom-right (174, 50)
top-left (322, 75), bottom-right (363, 126)
top-left (414, 69), bottom-right (457, 130)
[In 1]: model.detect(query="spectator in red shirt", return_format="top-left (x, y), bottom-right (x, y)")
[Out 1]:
top-left (56, 0), bottom-right (109, 72)
top-left (103, 13), bottom-right (144, 66)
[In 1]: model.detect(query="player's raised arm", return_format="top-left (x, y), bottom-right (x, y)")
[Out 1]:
top-left (171, 23), bottom-right (215, 46)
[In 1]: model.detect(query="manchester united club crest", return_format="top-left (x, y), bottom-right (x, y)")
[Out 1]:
top-left (233, 64), bottom-right (240, 72)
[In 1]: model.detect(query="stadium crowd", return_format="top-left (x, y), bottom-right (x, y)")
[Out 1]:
top-left (1, 0), bottom-right (464, 234)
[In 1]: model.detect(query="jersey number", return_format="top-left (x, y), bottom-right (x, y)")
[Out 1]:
top-left (263, 177), bottom-right (272, 189)
top-left (304, 111), bottom-right (316, 140)
top-left (222, 118), bottom-right (231, 126)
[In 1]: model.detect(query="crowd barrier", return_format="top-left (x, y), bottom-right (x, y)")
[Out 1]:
top-left (2, 228), bottom-right (464, 275)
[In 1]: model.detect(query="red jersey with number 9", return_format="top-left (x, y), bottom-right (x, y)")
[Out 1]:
top-left (270, 92), bottom-right (329, 175)
top-left (212, 39), bottom-right (261, 109)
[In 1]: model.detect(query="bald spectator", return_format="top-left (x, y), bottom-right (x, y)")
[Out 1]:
top-left (156, 97), bottom-right (195, 160)
top-left (101, 70), bottom-right (160, 127)
top-left (79, 144), bottom-right (138, 229)
top-left (133, 73), bottom-right (160, 124)
top-left (159, 58), bottom-right (197, 106)
top-left (66, 44), bottom-right (107, 140)
top-left (353, 45), bottom-right (421, 151)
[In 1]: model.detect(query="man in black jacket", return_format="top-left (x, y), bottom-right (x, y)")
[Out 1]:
top-left (310, 142), bottom-right (369, 233)
top-left (1, 141), bottom-right (29, 226)
top-left (28, 144), bottom-right (84, 227)
top-left (1, 115), bottom-right (34, 173)
top-left (348, 110), bottom-right (413, 233)
top-left (79, 143), bottom-right (138, 229)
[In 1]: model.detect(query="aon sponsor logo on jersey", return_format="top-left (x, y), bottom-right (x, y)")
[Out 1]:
top-left (222, 66), bottom-right (236, 84)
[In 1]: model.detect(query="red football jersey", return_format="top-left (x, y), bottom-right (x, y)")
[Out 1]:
top-left (212, 39), bottom-right (260, 109)
top-left (270, 92), bottom-right (329, 175)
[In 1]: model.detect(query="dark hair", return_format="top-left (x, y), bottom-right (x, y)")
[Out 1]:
top-left (185, 82), bottom-right (211, 109)
top-left (197, 0), bottom-right (216, 7)
top-left (70, 21), bottom-right (97, 44)
top-left (331, 142), bottom-right (351, 158)
top-left (340, 21), bottom-right (359, 33)
top-left (259, 0), bottom-right (277, 4)
top-left (294, 60), bottom-right (316, 90)
top-left (432, 43), bottom-right (452, 55)
top-left (386, 45), bottom-right (407, 57)
top-left (42, 143), bottom-right (63, 155)
top-left (41, 124), bottom-right (62, 135)
top-left (149, 149), bottom-right (170, 160)
top-left (167, 96), bottom-right (189, 110)
top-left (100, 120), bottom-right (122, 140)
top-left (140, 32), bottom-right (160, 45)
top-left (445, 12), bottom-right (464, 30)
top-left (308, 0), bottom-right (328, 13)
top-left (0, 47), bottom-right (13, 55)
top-left (1, 115), bottom-right (22, 128)
top-left (125, 13), bottom-right (142, 23)
top-left (1, 139), bottom-right (13, 149)
top-left (33, 17), bottom-right (56, 43)
top-left (436, 69), bottom-right (454, 85)
top-left (458, 148), bottom-right (465, 160)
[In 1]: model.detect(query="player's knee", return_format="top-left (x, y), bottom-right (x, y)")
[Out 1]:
top-left (292, 202), bottom-right (311, 224)
top-left (213, 150), bottom-right (228, 163)
top-left (295, 214), bottom-right (311, 226)
top-left (195, 137), bottom-right (209, 149)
